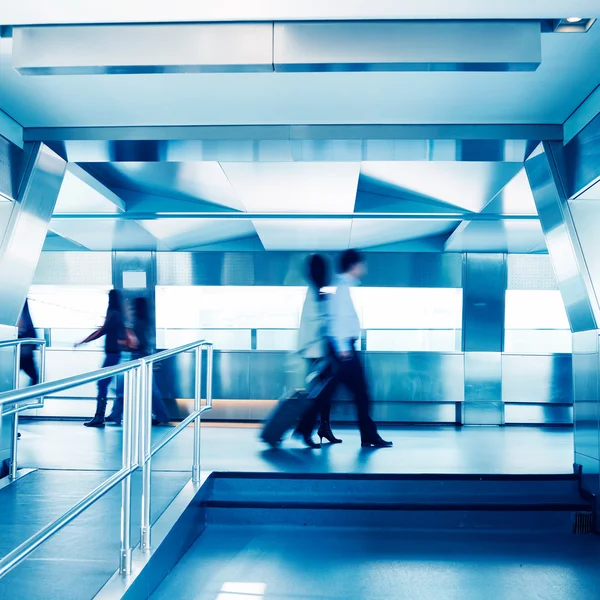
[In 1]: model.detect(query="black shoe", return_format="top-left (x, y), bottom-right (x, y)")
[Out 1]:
top-left (293, 430), bottom-right (321, 449)
top-left (84, 416), bottom-right (105, 428)
top-left (318, 421), bottom-right (342, 444)
top-left (105, 414), bottom-right (121, 425)
top-left (361, 436), bottom-right (393, 448)
top-left (17, 432), bottom-right (21, 439)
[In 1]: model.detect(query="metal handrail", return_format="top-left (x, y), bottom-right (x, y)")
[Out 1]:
top-left (0, 338), bottom-right (213, 580)
top-left (0, 338), bottom-right (47, 480)
top-left (138, 339), bottom-right (213, 553)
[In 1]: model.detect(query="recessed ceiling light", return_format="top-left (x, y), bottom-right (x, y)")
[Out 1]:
top-left (566, 17), bottom-right (583, 23)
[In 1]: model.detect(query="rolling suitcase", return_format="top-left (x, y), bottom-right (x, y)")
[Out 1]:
top-left (261, 374), bottom-right (333, 448)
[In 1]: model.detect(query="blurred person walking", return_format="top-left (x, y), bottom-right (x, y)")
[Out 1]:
top-left (107, 297), bottom-right (169, 425)
top-left (76, 289), bottom-right (125, 428)
top-left (329, 250), bottom-right (392, 448)
top-left (18, 299), bottom-right (39, 386)
top-left (294, 254), bottom-right (341, 448)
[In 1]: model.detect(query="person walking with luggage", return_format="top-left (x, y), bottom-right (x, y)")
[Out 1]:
top-left (76, 289), bottom-right (125, 428)
top-left (294, 254), bottom-right (341, 448)
top-left (106, 297), bottom-right (170, 426)
top-left (329, 250), bottom-right (392, 448)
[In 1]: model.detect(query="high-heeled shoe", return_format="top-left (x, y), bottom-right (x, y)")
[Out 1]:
top-left (293, 430), bottom-right (321, 449)
top-left (318, 421), bottom-right (342, 444)
top-left (361, 435), bottom-right (393, 448)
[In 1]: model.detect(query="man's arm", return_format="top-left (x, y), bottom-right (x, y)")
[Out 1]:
top-left (329, 287), bottom-right (352, 356)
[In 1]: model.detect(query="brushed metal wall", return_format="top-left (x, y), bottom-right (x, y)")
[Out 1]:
top-left (30, 347), bottom-right (573, 426)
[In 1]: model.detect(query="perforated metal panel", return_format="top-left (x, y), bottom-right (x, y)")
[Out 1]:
top-left (33, 252), bottom-right (112, 285)
top-left (508, 254), bottom-right (558, 290)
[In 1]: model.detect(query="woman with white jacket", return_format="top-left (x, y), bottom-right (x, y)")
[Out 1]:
top-left (294, 254), bottom-right (342, 448)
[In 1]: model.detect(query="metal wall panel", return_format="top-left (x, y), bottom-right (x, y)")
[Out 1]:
top-left (463, 352), bottom-right (503, 425)
top-left (365, 353), bottom-right (464, 402)
top-left (156, 251), bottom-right (463, 288)
top-left (33, 252), bottom-right (113, 285)
top-left (572, 331), bottom-right (600, 461)
top-left (504, 404), bottom-right (573, 425)
top-left (502, 354), bottom-right (572, 404)
top-left (507, 254), bottom-right (558, 290)
top-left (462, 254), bottom-right (506, 352)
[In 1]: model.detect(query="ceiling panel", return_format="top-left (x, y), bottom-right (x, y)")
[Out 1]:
top-left (54, 168), bottom-right (122, 214)
top-left (221, 162), bottom-right (361, 213)
top-left (139, 219), bottom-right (257, 250)
top-left (481, 168), bottom-right (537, 215)
top-left (2, 25), bottom-right (600, 128)
top-left (82, 162), bottom-right (244, 211)
top-left (350, 219), bottom-right (459, 248)
top-left (576, 179), bottom-right (600, 200)
top-left (444, 220), bottom-right (546, 253)
top-left (252, 219), bottom-right (352, 250)
top-left (49, 220), bottom-right (163, 251)
top-left (360, 162), bottom-right (524, 212)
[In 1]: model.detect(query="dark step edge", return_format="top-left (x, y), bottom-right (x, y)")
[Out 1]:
top-left (206, 500), bottom-right (591, 512)
top-left (210, 472), bottom-right (579, 482)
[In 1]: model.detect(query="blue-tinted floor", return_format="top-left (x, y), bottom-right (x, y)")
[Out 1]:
top-left (17, 421), bottom-right (574, 475)
top-left (152, 526), bottom-right (600, 600)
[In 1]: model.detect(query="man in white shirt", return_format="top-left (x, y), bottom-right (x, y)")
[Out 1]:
top-left (329, 250), bottom-right (392, 448)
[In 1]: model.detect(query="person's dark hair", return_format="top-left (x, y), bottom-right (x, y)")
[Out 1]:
top-left (134, 297), bottom-right (149, 322)
top-left (339, 249), bottom-right (364, 274)
top-left (107, 289), bottom-right (123, 313)
top-left (307, 254), bottom-right (330, 292)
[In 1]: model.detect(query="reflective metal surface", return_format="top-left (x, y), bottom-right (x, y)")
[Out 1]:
top-left (0, 143), bottom-right (66, 327)
top-left (12, 21), bottom-right (540, 75)
top-left (33, 251), bottom-right (112, 285)
top-left (13, 24), bottom-right (274, 75)
top-left (502, 354), bottom-right (572, 403)
top-left (0, 135), bottom-right (28, 202)
top-left (462, 254), bottom-right (506, 352)
top-left (525, 142), bottom-right (598, 332)
top-left (155, 251), bottom-right (463, 288)
top-left (507, 254), bottom-right (558, 290)
top-left (43, 137), bottom-right (555, 165)
top-left (273, 21), bottom-right (541, 72)
top-left (463, 352), bottom-right (503, 425)
top-left (563, 109), bottom-right (600, 200)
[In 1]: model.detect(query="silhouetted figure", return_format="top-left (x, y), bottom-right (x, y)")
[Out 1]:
top-left (18, 299), bottom-right (39, 386)
top-left (294, 254), bottom-right (341, 448)
top-left (329, 250), bottom-right (392, 448)
top-left (76, 289), bottom-right (125, 428)
top-left (106, 297), bottom-right (169, 426)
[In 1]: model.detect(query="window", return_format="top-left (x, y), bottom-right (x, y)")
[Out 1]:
top-left (504, 290), bottom-right (571, 353)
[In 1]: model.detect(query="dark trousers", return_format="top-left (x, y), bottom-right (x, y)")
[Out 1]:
top-left (97, 353), bottom-right (121, 398)
top-left (335, 349), bottom-right (378, 441)
top-left (109, 354), bottom-right (170, 423)
top-left (296, 359), bottom-right (336, 436)
top-left (20, 351), bottom-right (39, 386)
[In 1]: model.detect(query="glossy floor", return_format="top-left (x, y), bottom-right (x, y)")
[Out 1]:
top-left (18, 421), bottom-right (574, 475)
top-left (152, 526), bottom-right (600, 600)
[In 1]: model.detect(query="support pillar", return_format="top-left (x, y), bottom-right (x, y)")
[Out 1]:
top-left (0, 139), bottom-right (66, 475)
top-left (525, 134), bottom-right (600, 510)
top-left (461, 253), bottom-right (507, 425)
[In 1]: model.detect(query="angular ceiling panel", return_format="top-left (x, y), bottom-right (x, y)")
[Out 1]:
top-left (444, 220), bottom-right (545, 253)
top-left (82, 162), bottom-right (244, 211)
top-left (139, 219), bottom-right (257, 251)
top-left (54, 166), bottom-right (123, 214)
top-left (221, 163), bottom-right (361, 213)
top-left (350, 220), bottom-right (459, 248)
top-left (481, 168), bottom-right (538, 215)
top-left (360, 162), bottom-right (523, 212)
top-left (49, 220), bottom-right (163, 251)
top-left (252, 220), bottom-right (352, 250)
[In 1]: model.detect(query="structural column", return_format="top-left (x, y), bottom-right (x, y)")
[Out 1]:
top-left (525, 131), bottom-right (600, 509)
top-left (0, 139), bottom-right (66, 475)
top-left (461, 253), bottom-right (507, 425)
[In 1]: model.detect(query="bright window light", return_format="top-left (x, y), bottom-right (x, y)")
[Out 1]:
top-left (505, 290), bottom-right (569, 330)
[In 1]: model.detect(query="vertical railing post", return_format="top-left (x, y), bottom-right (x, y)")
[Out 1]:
top-left (140, 360), bottom-right (152, 553)
top-left (192, 347), bottom-right (203, 484)
top-left (10, 344), bottom-right (22, 481)
top-left (119, 367), bottom-right (136, 575)
top-left (206, 344), bottom-right (213, 411)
